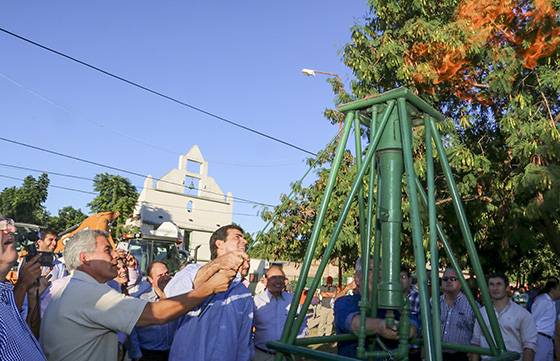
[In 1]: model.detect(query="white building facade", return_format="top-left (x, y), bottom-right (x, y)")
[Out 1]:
top-left (133, 145), bottom-right (233, 262)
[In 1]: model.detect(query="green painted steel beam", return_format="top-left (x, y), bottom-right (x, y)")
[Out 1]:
top-left (337, 87), bottom-right (445, 122)
top-left (425, 116), bottom-right (443, 361)
top-left (428, 120), bottom-right (506, 353)
top-left (286, 102), bottom-right (395, 345)
top-left (398, 97), bottom-right (436, 361)
top-left (414, 177), bottom-right (499, 354)
top-left (276, 112), bottom-right (355, 361)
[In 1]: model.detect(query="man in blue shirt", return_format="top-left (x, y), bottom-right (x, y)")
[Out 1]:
top-left (334, 258), bottom-right (418, 358)
top-left (0, 216), bottom-right (47, 361)
top-left (129, 260), bottom-right (176, 361)
top-left (165, 224), bottom-right (254, 361)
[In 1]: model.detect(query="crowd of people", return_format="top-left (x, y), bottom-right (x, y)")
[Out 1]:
top-left (1, 214), bottom-right (559, 361)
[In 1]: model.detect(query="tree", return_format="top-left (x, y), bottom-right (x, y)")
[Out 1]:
top-left (256, 0), bottom-right (559, 278)
top-left (48, 206), bottom-right (88, 233)
top-left (339, 0), bottom-right (559, 275)
top-left (0, 174), bottom-right (49, 224)
top-left (88, 173), bottom-right (139, 234)
top-left (251, 140), bottom-right (364, 272)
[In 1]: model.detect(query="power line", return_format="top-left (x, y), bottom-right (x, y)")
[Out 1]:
top-left (0, 174), bottom-right (96, 195)
top-left (0, 27), bottom-right (318, 157)
top-left (0, 71), bottom-right (298, 168)
top-left (0, 139), bottom-right (274, 207)
top-left (0, 174), bottom-right (261, 218)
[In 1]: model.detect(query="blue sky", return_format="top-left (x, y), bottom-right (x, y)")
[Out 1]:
top-left (0, 1), bottom-right (367, 234)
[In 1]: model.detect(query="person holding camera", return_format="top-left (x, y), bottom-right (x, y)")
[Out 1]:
top-left (14, 229), bottom-right (68, 337)
top-left (0, 215), bottom-right (48, 361)
top-left (40, 229), bottom-right (243, 361)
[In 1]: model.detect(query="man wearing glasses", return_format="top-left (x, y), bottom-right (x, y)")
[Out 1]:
top-left (440, 267), bottom-right (477, 361)
top-left (0, 216), bottom-right (47, 361)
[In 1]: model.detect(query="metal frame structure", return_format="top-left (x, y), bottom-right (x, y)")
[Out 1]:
top-left (267, 88), bottom-right (519, 360)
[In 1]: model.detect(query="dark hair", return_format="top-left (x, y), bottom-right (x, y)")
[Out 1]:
top-left (209, 224), bottom-right (245, 260)
top-left (147, 260), bottom-right (168, 278)
top-left (541, 277), bottom-right (560, 294)
top-left (40, 228), bottom-right (57, 240)
top-left (400, 265), bottom-right (411, 277)
top-left (488, 272), bottom-right (508, 286)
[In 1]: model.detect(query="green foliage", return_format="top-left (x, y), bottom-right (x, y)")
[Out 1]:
top-left (257, 0), bottom-right (559, 280)
top-left (88, 173), bottom-right (139, 234)
top-left (48, 206), bottom-right (88, 233)
top-left (0, 174), bottom-right (50, 224)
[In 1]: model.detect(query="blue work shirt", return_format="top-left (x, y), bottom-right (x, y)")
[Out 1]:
top-left (0, 281), bottom-right (47, 361)
top-left (165, 263), bottom-right (255, 361)
top-left (334, 292), bottom-right (419, 358)
top-left (127, 288), bottom-right (177, 359)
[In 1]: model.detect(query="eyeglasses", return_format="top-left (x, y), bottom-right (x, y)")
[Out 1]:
top-left (442, 277), bottom-right (458, 282)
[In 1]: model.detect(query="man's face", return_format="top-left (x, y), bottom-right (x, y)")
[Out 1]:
top-left (488, 277), bottom-right (508, 301)
top-left (266, 267), bottom-right (286, 296)
top-left (400, 271), bottom-right (411, 292)
top-left (37, 233), bottom-right (57, 252)
top-left (0, 218), bottom-right (17, 269)
top-left (149, 263), bottom-right (170, 289)
top-left (83, 236), bottom-right (118, 282)
top-left (442, 269), bottom-right (461, 295)
top-left (550, 284), bottom-right (560, 300)
top-left (217, 228), bottom-right (248, 256)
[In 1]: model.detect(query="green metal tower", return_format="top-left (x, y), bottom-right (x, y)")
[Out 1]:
top-left (267, 88), bottom-right (519, 361)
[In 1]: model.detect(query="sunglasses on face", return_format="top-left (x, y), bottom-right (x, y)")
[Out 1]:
top-left (442, 277), bottom-right (458, 282)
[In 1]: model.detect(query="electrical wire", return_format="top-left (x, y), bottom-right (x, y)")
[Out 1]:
top-left (0, 138), bottom-right (274, 207)
top-left (0, 71), bottom-right (298, 168)
top-left (0, 27), bottom-right (318, 157)
top-left (0, 174), bottom-right (261, 217)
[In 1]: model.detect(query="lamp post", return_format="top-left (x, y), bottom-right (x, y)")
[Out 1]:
top-left (301, 68), bottom-right (344, 130)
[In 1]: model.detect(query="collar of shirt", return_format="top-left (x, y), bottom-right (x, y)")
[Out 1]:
top-left (72, 269), bottom-right (101, 284)
top-left (264, 289), bottom-right (286, 302)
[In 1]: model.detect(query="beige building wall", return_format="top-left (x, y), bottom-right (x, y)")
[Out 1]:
top-left (134, 145), bottom-right (233, 262)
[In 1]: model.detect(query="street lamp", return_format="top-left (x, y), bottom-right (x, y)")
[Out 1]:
top-left (301, 68), bottom-right (342, 82)
top-left (302, 68), bottom-right (344, 130)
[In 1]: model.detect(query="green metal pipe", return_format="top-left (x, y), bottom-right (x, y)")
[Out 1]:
top-left (276, 112), bottom-right (354, 359)
top-left (337, 87), bottom-right (409, 112)
top-left (370, 171), bottom-right (382, 319)
top-left (268, 341), bottom-right (360, 361)
top-left (398, 296), bottom-right (411, 361)
top-left (428, 120), bottom-right (506, 353)
top-left (337, 87), bottom-right (445, 122)
top-left (247, 162), bottom-right (316, 252)
top-left (397, 97), bottom-right (436, 361)
top-left (425, 117), bottom-right (443, 361)
top-left (404, 93), bottom-right (445, 122)
top-left (286, 102), bottom-right (395, 344)
top-left (377, 102), bottom-right (404, 311)
top-left (294, 334), bottom-right (357, 346)
top-left (367, 107), bottom-right (380, 319)
top-left (414, 177), bottom-right (498, 354)
top-left (354, 111), bottom-right (370, 359)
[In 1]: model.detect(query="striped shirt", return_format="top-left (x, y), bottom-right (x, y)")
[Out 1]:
top-left (0, 281), bottom-right (47, 361)
top-left (440, 292), bottom-right (477, 348)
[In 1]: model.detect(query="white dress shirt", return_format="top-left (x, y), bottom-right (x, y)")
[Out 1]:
top-left (253, 289), bottom-right (307, 352)
top-left (471, 299), bottom-right (537, 360)
top-left (532, 293), bottom-right (557, 337)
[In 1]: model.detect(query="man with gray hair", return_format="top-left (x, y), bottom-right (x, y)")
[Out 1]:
top-left (41, 229), bottom-right (246, 361)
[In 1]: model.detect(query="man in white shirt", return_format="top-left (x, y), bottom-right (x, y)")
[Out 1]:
top-left (41, 229), bottom-right (244, 361)
top-left (253, 265), bottom-right (307, 361)
top-left (531, 278), bottom-right (560, 361)
top-left (471, 272), bottom-right (537, 361)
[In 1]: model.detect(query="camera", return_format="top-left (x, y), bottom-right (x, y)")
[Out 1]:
top-left (25, 243), bottom-right (55, 268)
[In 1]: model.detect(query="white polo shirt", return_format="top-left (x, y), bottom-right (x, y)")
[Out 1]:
top-left (532, 293), bottom-right (557, 337)
top-left (41, 270), bottom-right (148, 361)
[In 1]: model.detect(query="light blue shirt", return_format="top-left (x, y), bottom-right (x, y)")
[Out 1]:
top-left (127, 288), bottom-right (178, 359)
top-left (165, 263), bottom-right (255, 361)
